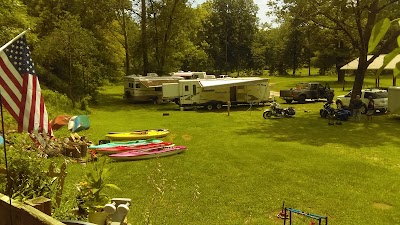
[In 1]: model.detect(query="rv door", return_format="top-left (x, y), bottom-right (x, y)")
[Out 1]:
top-left (230, 86), bottom-right (237, 102)
top-left (180, 82), bottom-right (199, 104)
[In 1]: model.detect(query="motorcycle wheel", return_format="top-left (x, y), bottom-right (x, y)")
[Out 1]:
top-left (320, 109), bottom-right (327, 118)
top-left (287, 108), bottom-right (295, 115)
top-left (263, 111), bottom-right (273, 119)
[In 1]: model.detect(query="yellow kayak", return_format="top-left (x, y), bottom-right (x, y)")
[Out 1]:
top-left (105, 129), bottom-right (169, 140)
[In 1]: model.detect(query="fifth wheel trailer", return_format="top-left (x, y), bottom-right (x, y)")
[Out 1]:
top-left (124, 74), bottom-right (182, 103)
top-left (162, 77), bottom-right (270, 110)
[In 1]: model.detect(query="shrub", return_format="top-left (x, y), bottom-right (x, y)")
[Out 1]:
top-left (0, 135), bottom-right (52, 201)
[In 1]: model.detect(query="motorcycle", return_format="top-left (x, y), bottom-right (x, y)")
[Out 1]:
top-left (320, 102), bottom-right (336, 119)
top-left (263, 101), bottom-right (296, 119)
top-left (320, 102), bottom-right (351, 121)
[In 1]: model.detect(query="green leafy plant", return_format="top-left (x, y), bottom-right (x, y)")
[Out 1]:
top-left (76, 158), bottom-right (121, 215)
top-left (0, 134), bottom-right (53, 201)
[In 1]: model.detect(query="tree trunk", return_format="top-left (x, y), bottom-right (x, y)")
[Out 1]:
top-left (122, 6), bottom-right (129, 76)
top-left (336, 40), bottom-right (345, 82)
top-left (141, 0), bottom-right (149, 76)
top-left (337, 67), bottom-right (345, 82)
top-left (352, 55), bottom-right (367, 100)
top-left (292, 38), bottom-right (297, 76)
top-left (159, 0), bottom-right (179, 72)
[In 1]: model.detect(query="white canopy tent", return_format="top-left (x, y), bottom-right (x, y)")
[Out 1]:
top-left (341, 54), bottom-right (400, 70)
top-left (340, 54), bottom-right (400, 86)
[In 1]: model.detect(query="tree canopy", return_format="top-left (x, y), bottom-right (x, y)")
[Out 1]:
top-left (2, 0), bottom-right (400, 105)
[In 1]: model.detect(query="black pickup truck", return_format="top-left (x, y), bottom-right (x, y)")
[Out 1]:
top-left (280, 82), bottom-right (334, 104)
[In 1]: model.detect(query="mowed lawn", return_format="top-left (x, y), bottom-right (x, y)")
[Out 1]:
top-left (61, 74), bottom-right (400, 225)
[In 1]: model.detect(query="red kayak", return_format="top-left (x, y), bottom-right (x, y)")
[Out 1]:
top-left (95, 142), bottom-right (174, 155)
top-left (109, 146), bottom-right (187, 161)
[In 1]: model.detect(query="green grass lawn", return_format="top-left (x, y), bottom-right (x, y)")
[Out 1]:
top-left (56, 75), bottom-right (400, 225)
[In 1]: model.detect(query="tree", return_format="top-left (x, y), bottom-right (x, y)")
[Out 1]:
top-left (141, 0), bottom-right (149, 75)
top-left (269, 0), bottom-right (400, 98)
top-left (282, 17), bottom-right (305, 75)
top-left (23, 0), bottom-right (126, 96)
top-left (0, 0), bottom-right (30, 44)
top-left (252, 26), bottom-right (289, 75)
top-left (34, 14), bottom-right (101, 107)
top-left (204, 0), bottom-right (258, 74)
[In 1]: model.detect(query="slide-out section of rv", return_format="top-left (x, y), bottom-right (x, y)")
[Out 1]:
top-left (388, 86), bottom-right (400, 114)
top-left (162, 77), bottom-right (270, 110)
top-left (124, 75), bottom-right (182, 103)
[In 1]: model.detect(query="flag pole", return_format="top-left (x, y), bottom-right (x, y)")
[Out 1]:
top-left (0, 29), bottom-right (30, 224)
top-left (0, 94), bottom-right (13, 224)
top-left (0, 29), bottom-right (30, 52)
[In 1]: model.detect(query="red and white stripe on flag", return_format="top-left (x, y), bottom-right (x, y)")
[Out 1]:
top-left (0, 34), bottom-right (53, 138)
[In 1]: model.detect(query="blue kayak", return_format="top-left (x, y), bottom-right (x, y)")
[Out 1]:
top-left (68, 115), bottom-right (90, 132)
top-left (89, 139), bottom-right (163, 149)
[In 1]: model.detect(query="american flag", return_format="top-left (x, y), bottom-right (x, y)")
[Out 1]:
top-left (0, 34), bottom-right (53, 139)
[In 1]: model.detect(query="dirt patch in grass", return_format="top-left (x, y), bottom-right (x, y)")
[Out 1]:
top-left (181, 134), bottom-right (192, 141)
top-left (166, 133), bottom-right (177, 142)
top-left (372, 202), bottom-right (393, 210)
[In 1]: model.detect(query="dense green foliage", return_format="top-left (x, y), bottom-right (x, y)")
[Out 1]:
top-left (1, 0), bottom-right (399, 104)
top-left (203, 0), bottom-right (258, 73)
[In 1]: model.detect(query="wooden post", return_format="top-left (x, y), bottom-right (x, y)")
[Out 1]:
top-left (393, 75), bottom-right (397, 86)
top-left (342, 78), bottom-right (345, 91)
top-left (47, 162), bottom-right (67, 207)
top-left (227, 101), bottom-right (231, 116)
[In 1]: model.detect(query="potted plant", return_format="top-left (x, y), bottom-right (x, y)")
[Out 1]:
top-left (76, 158), bottom-right (121, 225)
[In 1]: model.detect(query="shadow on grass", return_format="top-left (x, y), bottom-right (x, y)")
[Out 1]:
top-left (93, 89), bottom-right (270, 113)
top-left (91, 91), bottom-right (179, 112)
top-left (236, 110), bottom-right (400, 148)
top-left (189, 104), bottom-right (267, 113)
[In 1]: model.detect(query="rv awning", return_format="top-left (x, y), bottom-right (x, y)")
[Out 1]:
top-left (140, 79), bottom-right (180, 88)
top-left (341, 54), bottom-right (400, 70)
top-left (199, 78), bottom-right (269, 89)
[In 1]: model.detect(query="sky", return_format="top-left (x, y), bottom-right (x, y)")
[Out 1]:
top-left (191, 0), bottom-right (275, 25)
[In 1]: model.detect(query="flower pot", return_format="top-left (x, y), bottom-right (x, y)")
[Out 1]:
top-left (88, 211), bottom-right (108, 225)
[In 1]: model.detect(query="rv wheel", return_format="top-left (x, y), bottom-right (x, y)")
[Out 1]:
top-left (216, 103), bottom-right (223, 110)
top-left (206, 104), bottom-right (213, 110)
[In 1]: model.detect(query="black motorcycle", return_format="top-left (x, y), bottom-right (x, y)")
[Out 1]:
top-left (320, 102), bottom-right (351, 121)
top-left (320, 102), bottom-right (336, 119)
top-left (263, 101), bottom-right (296, 119)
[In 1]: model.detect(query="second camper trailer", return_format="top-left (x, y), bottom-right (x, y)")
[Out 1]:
top-left (162, 77), bottom-right (270, 110)
top-left (124, 75), bottom-right (182, 103)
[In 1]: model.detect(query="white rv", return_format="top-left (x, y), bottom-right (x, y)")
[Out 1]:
top-left (162, 77), bottom-right (270, 110)
top-left (388, 86), bottom-right (400, 114)
top-left (124, 75), bottom-right (182, 103)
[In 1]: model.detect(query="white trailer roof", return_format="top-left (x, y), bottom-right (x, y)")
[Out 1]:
top-left (124, 75), bottom-right (182, 87)
top-left (198, 78), bottom-right (269, 89)
top-left (341, 54), bottom-right (400, 70)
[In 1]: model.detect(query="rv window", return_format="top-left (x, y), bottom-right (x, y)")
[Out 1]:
top-left (185, 85), bottom-right (189, 92)
top-left (155, 87), bottom-right (162, 91)
top-left (129, 83), bottom-right (133, 88)
top-left (193, 85), bottom-right (196, 95)
top-left (135, 83), bottom-right (140, 88)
